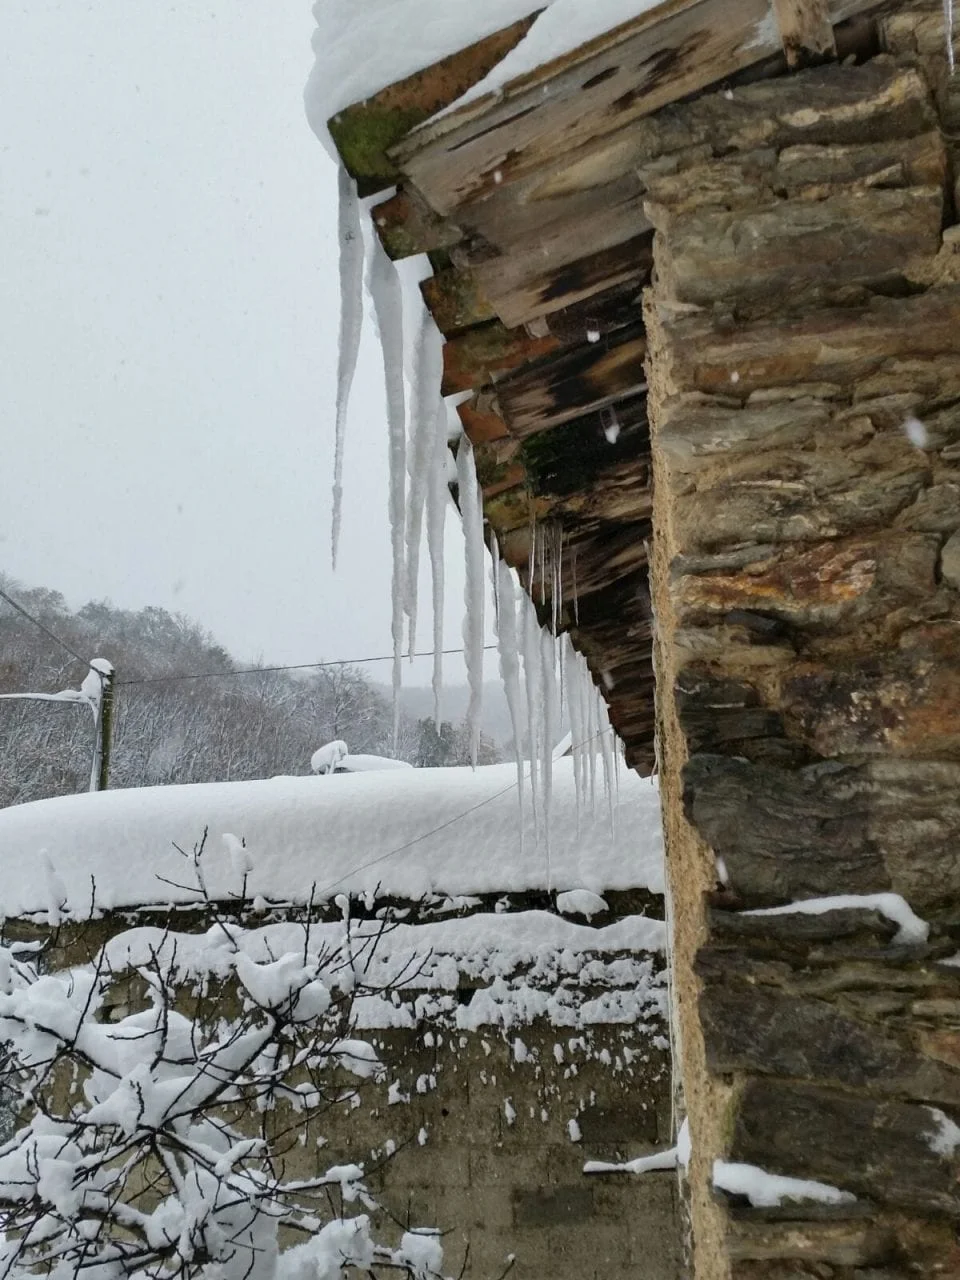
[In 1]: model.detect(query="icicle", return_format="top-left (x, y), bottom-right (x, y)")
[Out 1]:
top-left (490, 531), bottom-right (501, 632)
top-left (458, 435), bottom-right (485, 765)
top-left (367, 236), bottom-right (406, 746)
top-left (574, 651), bottom-right (591, 806)
top-left (527, 516), bottom-right (538, 607)
top-left (564, 636), bottom-right (584, 833)
top-left (496, 559), bottom-right (526, 833)
top-left (426, 403), bottom-right (448, 730)
top-left (521, 594), bottom-right (543, 843)
top-left (551, 523), bottom-right (562, 637)
top-left (330, 167), bottom-right (364, 570)
top-left (585, 673), bottom-right (598, 810)
top-left (540, 628), bottom-right (558, 888)
top-left (946, 0), bottom-right (956, 74)
top-left (404, 317), bottom-right (445, 657)
top-left (598, 690), bottom-right (616, 834)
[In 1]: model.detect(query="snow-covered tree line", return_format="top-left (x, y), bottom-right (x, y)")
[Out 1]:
top-left (0, 578), bottom-right (421, 807)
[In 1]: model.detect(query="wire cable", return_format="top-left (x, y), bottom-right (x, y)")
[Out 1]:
top-left (314, 726), bottom-right (616, 899)
top-left (0, 587), bottom-right (89, 666)
top-left (118, 645), bottom-right (500, 687)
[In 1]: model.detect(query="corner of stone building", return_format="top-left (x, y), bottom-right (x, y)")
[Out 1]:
top-left (644, 287), bottom-right (734, 1280)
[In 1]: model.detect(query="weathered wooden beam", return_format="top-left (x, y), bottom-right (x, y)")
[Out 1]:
top-left (420, 268), bottom-right (496, 335)
top-left (469, 202), bottom-right (653, 329)
top-left (441, 321), bottom-right (561, 396)
top-left (440, 279), bottom-right (646, 396)
top-left (456, 394), bottom-right (511, 445)
top-left (389, 0), bottom-right (887, 215)
top-left (773, 0), bottom-right (838, 66)
top-left (471, 232), bottom-right (651, 334)
top-left (371, 189), bottom-right (463, 260)
top-left (496, 322), bottom-right (647, 437)
top-left (326, 13), bottom-right (540, 196)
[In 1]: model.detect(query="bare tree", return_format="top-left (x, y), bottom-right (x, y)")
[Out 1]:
top-left (0, 850), bottom-right (444, 1280)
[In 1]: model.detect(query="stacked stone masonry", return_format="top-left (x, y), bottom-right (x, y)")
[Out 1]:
top-left (325, 2), bottom-right (960, 1274)
top-left (646, 15), bottom-right (960, 1279)
top-left (12, 900), bottom-right (681, 1280)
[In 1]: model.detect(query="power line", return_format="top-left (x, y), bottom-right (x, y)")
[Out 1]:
top-left (314, 726), bottom-right (616, 899)
top-left (0, 587), bottom-right (89, 666)
top-left (118, 645), bottom-right (500, 687)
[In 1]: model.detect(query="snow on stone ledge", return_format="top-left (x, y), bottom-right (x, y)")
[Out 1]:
top-left (713, 1162), bottom-right (856, 1208)
top-left (0, 759), bottom-right (663, 918)
top-left (741, 893), bottom-right (929, 946)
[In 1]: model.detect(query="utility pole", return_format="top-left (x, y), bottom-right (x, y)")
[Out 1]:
top-left (88, 659), bottom-right (116, 793)
top-left (0, 658), bottom-right (116, 794)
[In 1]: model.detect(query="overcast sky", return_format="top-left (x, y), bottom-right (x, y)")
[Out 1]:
top-left (1, 0), bottom-right (477, 683)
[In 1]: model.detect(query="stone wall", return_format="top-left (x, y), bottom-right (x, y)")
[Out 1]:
top-left (10, 898), bottom-right (680, 1280)
top-left (645, 15), bottom-right (960, 1278)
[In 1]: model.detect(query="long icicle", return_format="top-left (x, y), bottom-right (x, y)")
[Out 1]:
top-left (367, 236), bottom-right (406, 748)
top-left (496, 558), bottom-right (526, 840)
top-left (946, 0), bottom-right (956, 73)
top-left (330, 167), bottom-right (364, 570)
top-left (404, 317), bottom-right (444, 658)
top-left (564, 636), bottom-right (584, 835)
top-left (521, 593), bottom-right (542, 844)
top-left (598, 689), bottom-right (617, 834)
top-left (540, 626), bottom-right (558, 888)
top-left (458, 435), bottom-right (485, 766)
top-left (426, 402), bottom-right (448, 730)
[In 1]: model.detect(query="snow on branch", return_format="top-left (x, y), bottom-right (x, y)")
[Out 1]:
top-left (0, 851), bottom-right (446, 1280)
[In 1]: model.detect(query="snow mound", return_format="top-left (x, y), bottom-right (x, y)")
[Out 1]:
top-left (0, 759), bottom-right (663, 918)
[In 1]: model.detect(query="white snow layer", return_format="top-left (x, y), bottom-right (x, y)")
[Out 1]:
top-left (584, 1148), bottom-right (677, 1176)
top-left (742, 893), bottom-right (929, 946)
top-left (305, 0), bottom-right (671, 151)
top-left (94, 909), bottom-right (665, 1036)
top-left (925, 1106), bottom-right (960, 1157)
top-left (556, 890), bottom-right (608, 919)
top-left (0, 759), bottom-right (664, 918)
top-left (713, 1162), bottom-right (856, 1208)
top-left (450, 0), bottom-right (667, 109)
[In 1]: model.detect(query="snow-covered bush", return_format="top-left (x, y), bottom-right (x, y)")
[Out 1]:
top-left (0, 852), bottom-right (443, 1280)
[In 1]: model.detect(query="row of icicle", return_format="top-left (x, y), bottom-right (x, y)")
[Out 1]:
top-left (330, 173), bottom-right (620, 872)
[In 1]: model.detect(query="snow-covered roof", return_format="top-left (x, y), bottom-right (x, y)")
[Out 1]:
top-left (0, 759), bottom-right (663, 919)
top-left (305, 0), bottom-right (664, 154)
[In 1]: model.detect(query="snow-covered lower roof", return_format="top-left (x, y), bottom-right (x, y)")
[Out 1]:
top-left (0, 759), bottom-right (662, 919)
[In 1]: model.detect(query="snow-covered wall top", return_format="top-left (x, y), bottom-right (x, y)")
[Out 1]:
top-left (305, 0), bottom-right (664, 151)
top-left (0, 759), bottom-right (663, 919)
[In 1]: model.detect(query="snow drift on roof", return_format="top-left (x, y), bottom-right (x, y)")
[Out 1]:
top-left (0, 759), bottom-right (663, 918)
top-left (305, 0), bottom-right (665, 153)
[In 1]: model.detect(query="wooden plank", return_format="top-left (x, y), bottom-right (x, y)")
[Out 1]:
top-left (480, 232), bottom-right (652, 333)
top-left (371, 189), bottom-right (463, 260)
top-left (465, 193), bottom-right (653, 321)
top-left (390, 0), bottom-right (886, 216)
top-left (441, 321), bottom-right (560, 396)
top-left (496, 322), bottom-right (647, 437)
top-left (420, 268), bottom-right (496, 335)
top-left (773, 0), bottom-right (838, 65)
top-left (456, 395), bottom-right (511, 444)
top-left (326, 12), bottom-right (540, 196)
